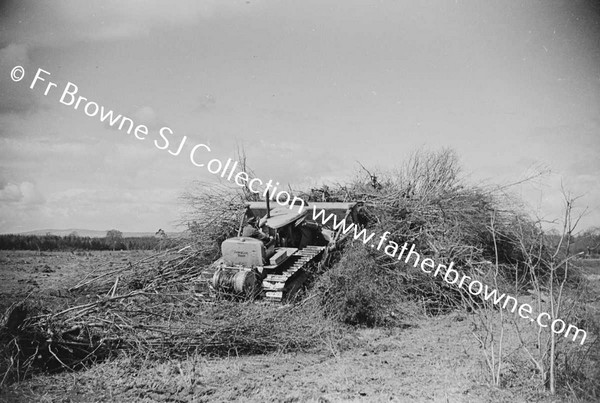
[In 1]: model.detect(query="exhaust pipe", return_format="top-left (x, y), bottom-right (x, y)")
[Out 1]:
top-left (266, 190), bottom-right (271, 218)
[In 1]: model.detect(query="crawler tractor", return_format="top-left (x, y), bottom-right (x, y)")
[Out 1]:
top-left (200, 200), bottom-right (362, 302)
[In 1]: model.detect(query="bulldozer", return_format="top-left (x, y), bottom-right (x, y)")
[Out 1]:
top-left (202, 199), bottom-right (363, 302)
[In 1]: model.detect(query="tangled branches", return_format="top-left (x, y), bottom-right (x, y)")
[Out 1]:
top-left (311, 149), bottom-right (557, 320)
top-left (1, 287), bottom-right (337, 386)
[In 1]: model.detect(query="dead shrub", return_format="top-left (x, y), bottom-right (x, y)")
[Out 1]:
top-left (314, 243), bottom-right (418, 327)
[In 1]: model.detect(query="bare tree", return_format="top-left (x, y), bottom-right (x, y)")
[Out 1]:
top-left (511, 191), bottom-right (586, 394)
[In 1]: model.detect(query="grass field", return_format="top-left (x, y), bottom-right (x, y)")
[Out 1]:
top-left (1, 251), bottom-right (598, 402)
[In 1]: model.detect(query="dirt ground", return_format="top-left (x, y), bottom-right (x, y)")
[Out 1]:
top-left (1, 251), bottom-right (598, 402)
top-left (0, 250), bottom-right (152, 312)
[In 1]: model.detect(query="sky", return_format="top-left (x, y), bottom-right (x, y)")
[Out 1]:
top-left (0, 0), bottom-right (599, 234)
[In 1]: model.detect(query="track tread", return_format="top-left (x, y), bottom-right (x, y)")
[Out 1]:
top-left (262, 246), bottom-right (326, 302)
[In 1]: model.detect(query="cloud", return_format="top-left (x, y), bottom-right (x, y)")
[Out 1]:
top-left (239, 139), bottom-right (351, 188)
top-left (0, 181), bottom-right (44, 204)
top-left (529, 121), bottom-right (600, 178)
top-left (1, 0), bottom-right (261, 48)
top-left (101, 105), bottom-right (169, 133)
top-left (131, 106), bottom-right (160, 129)
top-left (0, 182), bottom-right (184, 233)
top-left (0, 43), bottom-right (38, 114)
top-left (196, 94), bottom-right (217, 112)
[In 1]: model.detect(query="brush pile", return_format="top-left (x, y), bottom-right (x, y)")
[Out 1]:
top-left (310, 149), bottom-right (556, 322)
top-left (1, 251), bottom-right (336, 384)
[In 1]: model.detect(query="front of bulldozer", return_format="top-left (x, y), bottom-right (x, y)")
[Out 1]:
top-left (203, 200), bottom-right (365, 301)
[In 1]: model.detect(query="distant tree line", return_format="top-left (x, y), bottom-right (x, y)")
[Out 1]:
top-left (573, 227), bottom-right (600, 257)
top-left (528, 228), bottom-right (600, 258)
top-left (0, 231), bottom-right (161, 251)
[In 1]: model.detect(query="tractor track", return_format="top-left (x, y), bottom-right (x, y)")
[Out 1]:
top-left (262, 245), bottom-right (325, 302)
